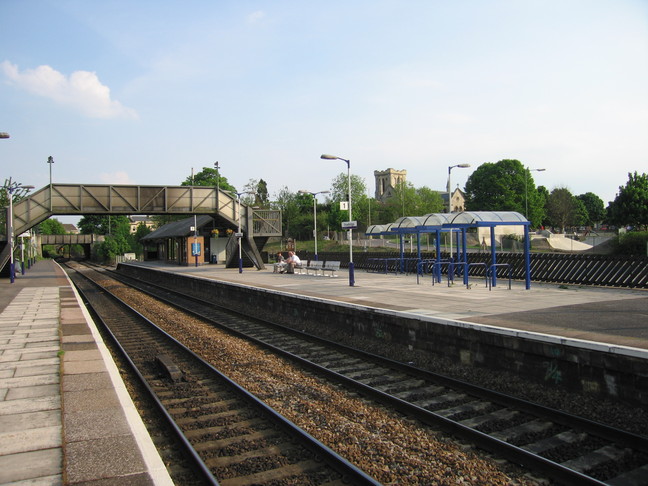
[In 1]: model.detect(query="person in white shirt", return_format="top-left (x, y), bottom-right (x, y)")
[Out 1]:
top-left (285, 251), bottom-right (301, 274)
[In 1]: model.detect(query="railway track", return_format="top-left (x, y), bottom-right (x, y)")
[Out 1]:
top-left (98, 263), bottom-right (648, 486)
top-left (65, 262), bottom-right (381, 486)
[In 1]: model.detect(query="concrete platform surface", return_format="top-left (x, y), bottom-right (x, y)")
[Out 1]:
top-left (128, 261), bottom-right (648, 352)
top-left (0, 260), bottom-right (173, 486)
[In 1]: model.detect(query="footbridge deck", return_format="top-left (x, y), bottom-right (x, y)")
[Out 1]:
top-left (2, 183), bottom-right (282, 272)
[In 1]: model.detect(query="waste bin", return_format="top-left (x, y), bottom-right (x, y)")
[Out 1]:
top-left (211, 254), bottom-right (218, 264)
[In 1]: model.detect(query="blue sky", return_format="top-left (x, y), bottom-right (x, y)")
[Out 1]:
top-left (2, 0), bottom-right (647, 224)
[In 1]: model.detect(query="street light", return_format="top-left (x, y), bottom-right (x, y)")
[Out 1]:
top-left (47, 156), bottom-right (54, 211)
top-left (234, 191), bottom-right (255, 273)
top-left (299, 190), bottom-right (330, 261)
top-left (0, 132), bottom-right (9, 139)
top-left (447, 163), bottom-right (471, 213)
top-left (6, 183), bottom-right (34, 283)
top-left (447, 163), bottom-right (470, 261)
top-left (214, 161), bottom-right (220, 212)
top-left (321, 154), bottom-right (354, 286)
top-left (525, 167), bottom-right (546, 220)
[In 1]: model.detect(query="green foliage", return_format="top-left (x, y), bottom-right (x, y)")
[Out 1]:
top-left (577, 192), bottom-right (606, 227)
top-left (182, 166), bottom-right (236, 193)
top-left (612, 231), bottom-right (648, 255)
top-left (464, 160), bottom-right (546, 227)
top-left (129, 223), bottom-right (152, 258)
top-left (38, 218), bottom-right (66, 235)
top-left (546, 187), bottom-right (582, 232)
top-left (607, 172), bottom-right (648, 231)
top-left (94, 234), bottom-right (130, 263)
top-left (78, 215), bottom-right (131, 237)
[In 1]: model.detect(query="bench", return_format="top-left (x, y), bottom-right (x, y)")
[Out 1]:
top-left (321, 261), bottom-right (340, 277)
top-left (306, 260), bottom-right (323, 276)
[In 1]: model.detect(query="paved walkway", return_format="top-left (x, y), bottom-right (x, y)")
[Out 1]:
top-left (0, 260), bottom-right (172, 485)
top-left (130, 261), bottom-right (648, 352)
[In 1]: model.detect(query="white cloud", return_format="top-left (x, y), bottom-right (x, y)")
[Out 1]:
top-left (247, 10), bottom-right (265, 24)
top-left (1, 61), bottom-right (138, 119)
top-left (99, 171), bottom-right (135, 184)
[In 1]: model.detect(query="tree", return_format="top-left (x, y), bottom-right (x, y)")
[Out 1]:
top-left (464, 159), bottom-right (545, 227)
top-left (78, 215), bottom-right (129, 237)
top-left (182, 166), bottom-right (236, 193)
top-left (38, 218), bottom-right (66, 235)
top-left (577, 192), bottom-right (606, 228)
top-left (129, 223), bottom-right (152, 259)
top-left (607, 172), bottom-right (648, 231)
top-left (546, 187), bottom-right (581, 233)
top-left (328, 172), bottom-right (367, 230)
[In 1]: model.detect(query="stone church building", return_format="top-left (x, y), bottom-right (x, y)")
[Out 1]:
top-left (373, 168), bottom-right (466, 212)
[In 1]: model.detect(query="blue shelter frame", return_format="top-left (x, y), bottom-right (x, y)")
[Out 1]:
top-left (366, 211), bottom-right (532, 289)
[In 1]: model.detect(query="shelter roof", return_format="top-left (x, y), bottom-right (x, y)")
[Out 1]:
top-left (366, 211), bottom-right (528, 235)
top-left (366, 223), bottom-right (395, 235)
top-left (141, 215), bottom-right (214, 241)
top-left (448, 211), bottom-right (528, 226)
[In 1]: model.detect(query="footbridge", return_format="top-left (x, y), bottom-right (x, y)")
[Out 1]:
top-left (2, 183), bottom-right (282, 271)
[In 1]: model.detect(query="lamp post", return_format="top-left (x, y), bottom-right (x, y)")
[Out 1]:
top-left (47, 156), bottom-right (54, 211)
top-left (214, 161), bottom-right (220, 212)
top-left (321, 154), bottom-right (354, 286)
top-left (6, 183), bottom-right (34, 283)
top-left (0, 133), bottom-right (9, 139)
top-left (299, 190), bottom-right (329, 261)
top-left (525, 167), bottom-right (546, 221)
top-left (447, 164), bottom-right (470, 260)
top-left (234, 191), bottom-right (255, 273)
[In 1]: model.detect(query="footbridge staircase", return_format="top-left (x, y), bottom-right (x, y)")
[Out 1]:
top-left (1, 183), bottom-right (282, 271)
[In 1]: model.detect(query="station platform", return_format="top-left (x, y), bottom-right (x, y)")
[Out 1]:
top-left (130, 260), bottom-right (648, 352)
top-left (0, 259), bottom-right (173, 485)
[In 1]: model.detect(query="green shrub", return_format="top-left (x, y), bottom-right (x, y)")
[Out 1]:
top-left (613, 231), bottom-right (648, 255)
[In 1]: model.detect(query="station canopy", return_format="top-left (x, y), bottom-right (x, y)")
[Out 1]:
top-left (366, 211), bottom-right (529, 236)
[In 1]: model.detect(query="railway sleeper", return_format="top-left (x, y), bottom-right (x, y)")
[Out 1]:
top-left (607, 462), bottom-right (648, 486)
top-left (414, 391), bottom-right (469, 410)
top-left (560, 444), bottom-right (632, 473)
top-left (204, 443), bottom-right (301, 468)
top-left (522, 430), bottom-right (588, 455)
top-left (216, 459), bottom-right (332, 486)
top-left (398, 384), bottom-right (446, 403)
top-left (433, 399), bottom-right (493, 419)
top-left (458, 408), bottom-right (519, 428)
top-left (372, 377), bottom-right (427, 393)
top-left (184, 416), bottom-right (270, 440)
top-left (193, 429), bottom-right (284, 452)
top-left (490, 418), bottom-right (554, 442)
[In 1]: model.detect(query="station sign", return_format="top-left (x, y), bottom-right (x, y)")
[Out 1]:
top-left (341, 221), bottom-right (357, 229)
top-left (235, 232), bottom-right (244, 238)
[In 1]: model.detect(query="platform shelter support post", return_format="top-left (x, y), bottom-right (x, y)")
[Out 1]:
top-left (524, 224), bottom-right (531, 289)
top-left (462, 229), bottom-right (469, 286)
top-left (490, 226), bottom-right (497, 287)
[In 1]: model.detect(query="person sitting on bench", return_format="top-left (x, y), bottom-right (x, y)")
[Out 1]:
top-left (285, 251), bottom-right (301, 274)
top-left (274, 252), bottom-right (286, 273)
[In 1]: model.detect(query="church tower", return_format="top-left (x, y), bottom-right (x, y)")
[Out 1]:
top-left (374, 168), bottom-right (407, 203)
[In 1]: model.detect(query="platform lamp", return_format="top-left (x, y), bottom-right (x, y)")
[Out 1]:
top-left (447, 163), bottom-right (470, 261)
top-left (525, 167), bottom-right (546, 220)
top-left (298, 190), bottom-right (329, 261)
top-left (321, 154), bottom-right (354, 287)
top-left (234, 191), bottom-right (256, 273)
top-left (214, 161), bottom-right (220, 212)
top-left (7, 183), bottom-right (34, 283)
top-left (47, 156), bottom-right (54, 211)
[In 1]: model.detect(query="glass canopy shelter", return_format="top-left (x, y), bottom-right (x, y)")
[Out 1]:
top-left (366, 211), bottom-right (532, 289)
